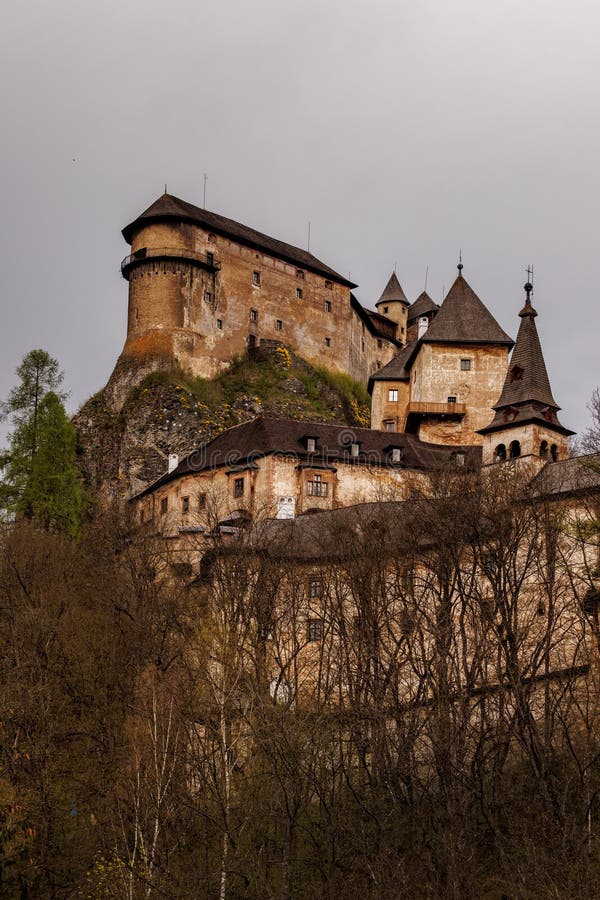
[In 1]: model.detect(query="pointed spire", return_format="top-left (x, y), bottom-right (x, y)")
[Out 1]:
top-left (376, 271), bottom-right (409, 306)
top-left (478, 279), bottom-right (573, 439)
top-left (494, 280), bottom-right (557, 409)
top-left (457, 250), bottom-right (463, 275)
top-left (420, 273), bottom-right (513, 346)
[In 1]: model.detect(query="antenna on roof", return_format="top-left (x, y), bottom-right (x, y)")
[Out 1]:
top-left (307, 221), bottom-right (311, 252)
top-left (457, 250), bottom-right (463, 274)
top-left (424, 265), bottom-right (429, 292)
top-left (203, 174), bottom-right (207, 209)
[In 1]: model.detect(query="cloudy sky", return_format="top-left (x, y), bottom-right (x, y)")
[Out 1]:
top-left (1, 0), bottom-right (598, 437)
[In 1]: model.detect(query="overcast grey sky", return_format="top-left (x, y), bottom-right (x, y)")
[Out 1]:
top-left (1, 0), bottom-right (598, 437)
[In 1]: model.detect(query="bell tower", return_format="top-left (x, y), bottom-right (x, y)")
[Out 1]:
top-left (479, 278), bottom-right (574, 465)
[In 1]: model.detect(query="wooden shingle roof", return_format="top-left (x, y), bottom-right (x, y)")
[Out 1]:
top-left (407, 291), bottom-right (439, 323)
top-left (421, 275), bottom-right (513, 347)
top-left (122, 193), bottom-right (356, 287)
top-left (376, 272), bottom-right (409, 306)
top-left (133, 414), bottom-right (479, 499)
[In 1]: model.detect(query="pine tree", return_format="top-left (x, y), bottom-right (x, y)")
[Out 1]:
top-left (18, 392), bottom-right (83, 537)
top-left (0, 349), bottom-right (67, 513)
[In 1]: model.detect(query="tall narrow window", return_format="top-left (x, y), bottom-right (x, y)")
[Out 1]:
top-left (325, 337), bottom-right (331, 347)
top-left (325, 300), bottom-right (331, 312)
top-left (296, 288), bottom-right (303, 299)
top-left (182, 496), bottom-right (190, 513)
top-left (275, 319), bottom-right (283, 331)
top-left (234, 477), bottom-right (244, 498)
top-left (307, 619), bottom-right (323, 642)
top-left (250, 309), bottom-right (258, 322)
top-left (253, 271), bottom-right (261, 286)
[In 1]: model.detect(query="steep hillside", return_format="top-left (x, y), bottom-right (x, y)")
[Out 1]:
top-left (75, 345), bottom-right (371, 502)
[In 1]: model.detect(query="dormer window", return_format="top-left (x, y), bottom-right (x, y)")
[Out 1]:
top-left (510, 365), bottom-right (524, 382)
top-left (391, 447), bottom-right (403, 463)
top-left (350, 442), bottom-right (360, 458)
top-left (306, 437), bottom-right (317, 453)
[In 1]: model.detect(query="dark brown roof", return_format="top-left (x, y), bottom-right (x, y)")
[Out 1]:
top-left (494, 296), bottom-right (558, 408)
top-left (408, 291), bottom-right (439, 323)
top-left (421, 275), bottom-right (513, 347)
top-left (376, 272), bottom-right (409, 306)
top-left (479, 290), bottom-right (573, 436)
top-left (368, 340), bottom-right (417, 388)
top-left (133, 414), bottom-right (480, 498)
top-left (122, 193), bottom-right (356, 288)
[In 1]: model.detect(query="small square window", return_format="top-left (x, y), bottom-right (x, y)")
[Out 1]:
top-left (182, 496), bottom-right (190, 514)
top-left (296, 288), bottom-right (303, 299)
top-left (160, 497), bottom-right (168, 515)
top-left (460, 358), bottom-right (472, 371)
top-left (207, 233), bottom-right (216, 244)
top-left (384, 421), bottom-right (395, 432)
top-left (234, 477), bottom-right (244, 498)
top-left (383, 306), bottom-right (389, 314)
top-left (307, 619), bottom-right (323, 642)
top-left (199, 493), bottom-right (207, 510)
top-left (250, 309), bottom-right (258, 322)
top-left (325, 280), bottom-right (332, 289)
top-left (388, 389), bottom-right (398, 402)
top-left (204, 290), bottom-right (213, 303)
top-left (296, 269), bottom-right (305, 279)
top-left (275, 319), bottom-right (283, 331)
top-left (448, 396), bottom-right (457, 404)
top-left (325, 300), bottom-right (331, 312)
top-left (325, 337), bottom-right (331, 347)
top-left (253, 271), bottom-right (261, 286)
top-left (216, 318), bottom-right (223, 329)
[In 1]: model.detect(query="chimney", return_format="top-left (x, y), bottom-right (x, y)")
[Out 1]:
top-left (168, 453), bottom-right (179, 473)
top-left (417, 315), bottom-right (429, 339)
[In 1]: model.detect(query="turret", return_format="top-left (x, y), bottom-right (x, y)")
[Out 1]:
top-left (479, 280), bottom-right (574, 465)
top-left (375, 272), bottom-right (410, 343)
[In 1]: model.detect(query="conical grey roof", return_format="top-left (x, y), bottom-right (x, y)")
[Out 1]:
top-left (421, 275), bottom-right (513, 346)
top-left (408, 291), bottom-right (439, 322)
top-left (493, 294), bottom-right (558, 409)
top-left (376, 272), bottom-right (409, 306)
top-left (479, 287), bottom-right (573, 437)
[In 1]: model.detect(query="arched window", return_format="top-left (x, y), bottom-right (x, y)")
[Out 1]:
top-left (540, 440), bottom-right (548, 459)
top-left (495, 444), bottom-right (507, 462)
top-left (550, 444), bottom-right (558, 461)
top-left (509, 440), bottom-right (521, 459)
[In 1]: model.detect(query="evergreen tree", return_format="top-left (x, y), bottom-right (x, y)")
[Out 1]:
top-left (19, 392), bottom-right (83, 537)
top-left (0, 349), bottom-right (67, 512)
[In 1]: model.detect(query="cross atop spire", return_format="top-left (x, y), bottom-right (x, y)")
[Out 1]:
top-left (520, 265), bottom-right (537, 318)
top-left (457, 250), bottom-right (463, 274)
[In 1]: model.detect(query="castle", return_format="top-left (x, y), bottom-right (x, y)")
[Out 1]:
top-left (115, 192), bottom-right (578, 535)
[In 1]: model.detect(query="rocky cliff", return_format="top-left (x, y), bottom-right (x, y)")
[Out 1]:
top-left (74, 345), bottom-right (371, 503)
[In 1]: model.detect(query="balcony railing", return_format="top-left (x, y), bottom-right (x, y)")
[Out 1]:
top-left (406, 402), bottom-right (467, 417)
top-left (121, 247), bottom-right (221, 279)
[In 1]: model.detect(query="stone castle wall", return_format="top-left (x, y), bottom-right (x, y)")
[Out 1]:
top-left (119, 220), bottom-right (397, 388)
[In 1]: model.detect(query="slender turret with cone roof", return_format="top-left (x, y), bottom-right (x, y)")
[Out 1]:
top-left (375, 271), bottom-right (411, 343)
top-left (479, 279), bottom-right (573, 465)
